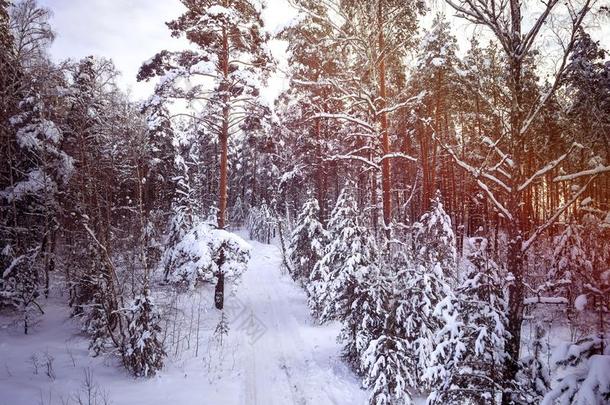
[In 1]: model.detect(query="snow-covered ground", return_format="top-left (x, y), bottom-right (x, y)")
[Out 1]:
top-left (0, 237), bottom-right (367, 405)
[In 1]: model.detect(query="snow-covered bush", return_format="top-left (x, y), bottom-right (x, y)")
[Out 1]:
top-left (162, 221), bottom-right (250, 290)
top-left (122, 288), bottom-right (165, 377)
top-left (542, 336), bottom-right (610, 404)
top-left (287, 197), bottom-right (328, 284)
top-left (0, 247), bottom-right (42, 334)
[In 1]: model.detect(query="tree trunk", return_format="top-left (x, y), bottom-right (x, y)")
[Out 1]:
top-left (377, 1), bottom-right (391, 235)
top-left (502, 2), bottom-right (525, 400)
top-left (215, 9), bottom-right (230, 310)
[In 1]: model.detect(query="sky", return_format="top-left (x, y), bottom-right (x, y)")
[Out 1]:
top-left (38, 0), bottom-right (297, 102)
top-left (38, 0), bottom-right (609, 103)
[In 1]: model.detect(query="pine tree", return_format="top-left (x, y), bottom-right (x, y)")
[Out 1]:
top-left (138, 0), bottom-right (273, 230)
top-left (139, 0), bottom-right (272, 308)
top-left (409, 15), bottom-right (462, 213)
top-left (275, 0), bottom-right (342, 213)
top-left (287, 197), bottom-right (328, 284)
top-left (428, 237), bottom-right (509, 404)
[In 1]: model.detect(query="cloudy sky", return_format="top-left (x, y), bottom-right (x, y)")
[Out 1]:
top-left (38, 0), bottom-right (609, 103)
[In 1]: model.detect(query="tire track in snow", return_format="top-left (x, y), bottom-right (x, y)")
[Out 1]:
top-left (235, 238), bottom-right (366, 405)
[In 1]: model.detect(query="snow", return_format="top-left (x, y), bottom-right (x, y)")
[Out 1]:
top-left (553, 164), bottom-right (610, 182)
top-left (0, 234), bottom-right (367, 404)
top-left (580, 196), bottom-right (592, 206)
top-left (574, 294), bottom-right (588, 311)
top-left (0, 169), bottom-right (54, 202)
top-left (431, 57), bottom-right (445, 67)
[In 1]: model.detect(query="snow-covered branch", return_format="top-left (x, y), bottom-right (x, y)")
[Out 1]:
top-left (522, 174), bottom-right (598, 252)
top-left (553, 165), bottom-right (610, 182)
top-left (518, 143), bottom-right (582, 191)
top-left (311, 113), bottom-right (375, 133)
top-left (324, 154), bottom-right (380, 170)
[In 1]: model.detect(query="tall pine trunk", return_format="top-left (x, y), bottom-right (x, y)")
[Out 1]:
top-left (215, 14), bottom-right (230, 310)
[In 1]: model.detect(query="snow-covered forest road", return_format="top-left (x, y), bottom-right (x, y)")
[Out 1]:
top-left (236, 239), bottom-right (366, 405)
top-left (0, 237), bottom-right (366, 405)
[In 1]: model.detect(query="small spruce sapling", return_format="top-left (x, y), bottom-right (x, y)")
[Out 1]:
top-left (287, 197), bottom-right (328, 284)
top-left (122, 287), bottom-right (165, 377)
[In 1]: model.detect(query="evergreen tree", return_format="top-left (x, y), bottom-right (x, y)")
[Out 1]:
top-left (339, 256), bottom-right (388, 374)
top-left (396, 260), bottom-right (452, 393)
top-left (542, 335), bottom-right (610, 405)
top-left (362, 324), bottom-right (411, 405)
top-left (247, 201), bottom-right (275, 244)
top-left (409, 14), bottom-right (463, 213)
top-left (360, 260), bottom-right (412, 405)
top-left (122, 287), bottom-right (165, 377)
top-left (287, 197), bottom-right (328, 284)
top-left (275, 0), bottom-right (342, 213)
top-left (428, 237), bottom-right (509, 404)
top-left (307, 185), bottom-right (378, 323)
top-left (413, 192), bottom-right (457, 280)
top-left (161, 151), bottom-right (199, 283)
top-left (514, 324), bottom-right (551, 404)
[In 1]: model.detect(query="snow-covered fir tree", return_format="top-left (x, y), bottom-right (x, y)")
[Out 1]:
top-left (307, 185), bottom-right (378, 323)
top-left (514, 323), bottom-right (551, 404)
top-left (362, 319), bottom-right (411, 405)
top-left (428, 237), bottom-right (509, 404)
top-left (161, 150), bottom-right (199, 284)
top-left (395, 257), bottom-right (452, 395)
top-left (287, 197), bottom-right (328, 284)
top-left (81, 271), bottom-right (114, 356)
top-left (360, 259), bottom-right (412, 405)
top-left (541, 335), bottom-right (610, 405)
top-left (413, 192), bottom-right (457, 280)
top-left (247, 201), bottom-right (276, 244)
top-left (541, 211), bottom-right (610, 404)
top-left (339, 256), bottom-right (388, 374)
top-left (122, 287), bottom-right (165, 377)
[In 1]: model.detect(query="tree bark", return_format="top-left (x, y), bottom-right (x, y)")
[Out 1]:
top-left (377, 1), bottom-right (391, 235)
top-left (215, 7), bottom-right (230, 309)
